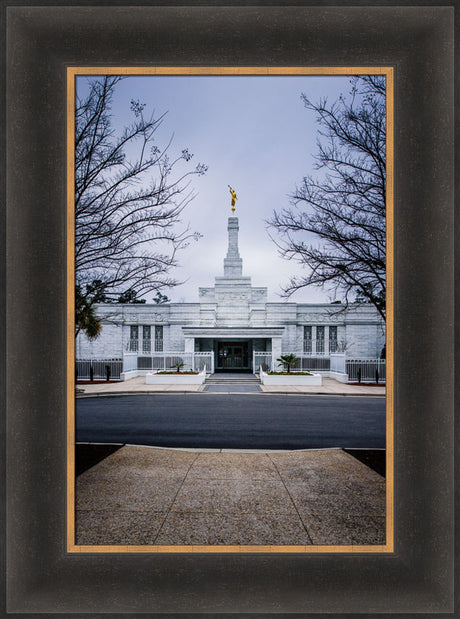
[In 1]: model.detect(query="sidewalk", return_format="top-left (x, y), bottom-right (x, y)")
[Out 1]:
top-left (76, 445), bottom-right (386, 547)
top-left (77, 376), bottom-right (385, 397)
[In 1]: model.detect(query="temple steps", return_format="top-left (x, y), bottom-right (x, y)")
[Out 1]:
top-left (206, 373), bottom-right (260, 385)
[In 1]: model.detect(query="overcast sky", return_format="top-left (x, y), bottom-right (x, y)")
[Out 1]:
top-left (77, 74), bottom-right (356, 304)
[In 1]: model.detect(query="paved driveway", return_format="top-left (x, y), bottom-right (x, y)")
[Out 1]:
top-left (76, 394), bottom-right (385, 449)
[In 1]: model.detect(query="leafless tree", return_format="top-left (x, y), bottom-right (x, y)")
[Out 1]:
top-left (335, 338), bottom-right (354, 354)
top-left (75, 76), bottom-right (207, 336)
top-left (268, 76), bottom-right (386, 320)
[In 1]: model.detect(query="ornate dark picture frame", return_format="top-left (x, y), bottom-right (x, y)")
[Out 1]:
top-left (5, 4), bottom-right (454, 614)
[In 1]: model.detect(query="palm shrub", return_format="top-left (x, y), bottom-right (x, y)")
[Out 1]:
top-left (276, 353), bottom-right (299, 374)
top-left (170, 361), bottom-right (185, 373)
top-left (75, 285), bottom-right (102, 339)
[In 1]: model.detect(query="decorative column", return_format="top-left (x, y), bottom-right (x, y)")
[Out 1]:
top-left (184, 337), bottom-right (195, 353)
top-left (271, 337), bottom-right (283, 372)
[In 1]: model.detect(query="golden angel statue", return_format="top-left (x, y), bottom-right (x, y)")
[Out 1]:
top-left (228, 185), bottom-right (238, 212)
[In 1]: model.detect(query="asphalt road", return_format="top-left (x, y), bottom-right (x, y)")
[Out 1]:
top-left (76, 394), bottom-right (385, 449)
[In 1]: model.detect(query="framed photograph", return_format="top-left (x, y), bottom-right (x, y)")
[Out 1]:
top-left (5, 4), bottom-right (454, 614)
top-left (69, 66), bottom-right (392, 555)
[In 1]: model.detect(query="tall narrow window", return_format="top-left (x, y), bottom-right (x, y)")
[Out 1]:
top-left (329, 326), bottom-right (338, 353)
top-left (154, 325), bottom-right (163, 352)
top-left (130, 325), bottom-right (139, 352)
top-left (303, 326), bottom-right (312, 354)
top-left (316, 326), bottom-right (325, 354)
top-left (142, 325), bottom-right (151, 353)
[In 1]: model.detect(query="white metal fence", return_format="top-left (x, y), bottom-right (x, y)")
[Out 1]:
top-left (253, 352), bottom-right (273, 372)
top-left (75, 358), bottom-right (123, 380)
top-left (193, 352), bottom-right (214, 373)
top-left (76, 353), bottom-right (385, 383)
top-left (122, 354), bottom-right (137, 372)
top-left (253, 352), bottom-right (385, 383)
top-left (274, 353), bottom-right (330, 372)
top-left (346, 359), bottom-right (386, 383)
top-left (254, 352), bottom-right (333, 373)
top-left (289, 356), bottom-right (331, 372)
top-left (123, 351), bottom-right (214, 374)
top-left (330, 353), bottom-right (346, 374)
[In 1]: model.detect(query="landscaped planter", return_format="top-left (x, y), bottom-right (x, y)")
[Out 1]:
top-left (145, 368), bottom-right (206, 385)
top-left (260, 368), bottom-right (322, 386)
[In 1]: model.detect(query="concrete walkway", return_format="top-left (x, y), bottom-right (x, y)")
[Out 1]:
top-left (76, 445), bottom-right (386, 547)
top-left (77, 376), bottom-right (385, 397)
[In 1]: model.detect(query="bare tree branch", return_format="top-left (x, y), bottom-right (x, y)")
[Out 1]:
top-left (267, 76), bottom-right (386, 320)
top-left (75, 76), bottom-right (207, 336)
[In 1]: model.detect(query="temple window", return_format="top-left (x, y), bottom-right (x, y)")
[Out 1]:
top-left (316, 326), bottom-right (325, 354)
top-left (303, 326), bottom-right (312, 353)
top-left (154, 325), bottom-right (163, 352)
top-left (329, 326), bottom-right (338, 353)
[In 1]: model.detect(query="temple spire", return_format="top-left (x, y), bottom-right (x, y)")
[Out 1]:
top-left (223, 217), bottom-right (243, 277)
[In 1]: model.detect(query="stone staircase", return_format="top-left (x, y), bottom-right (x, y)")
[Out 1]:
top-left (205, 373), bottom-right (260, 385)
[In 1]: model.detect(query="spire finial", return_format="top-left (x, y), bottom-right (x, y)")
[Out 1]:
top-left (228, 185), bottom-right (238, 212)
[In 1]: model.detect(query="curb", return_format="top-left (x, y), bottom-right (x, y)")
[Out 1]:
top-left (76, 390), bottom-right (196, 398)
top-left (76, 390), bottom-right (385, 398)
top-left (77, 442), bottom-right (386, 454)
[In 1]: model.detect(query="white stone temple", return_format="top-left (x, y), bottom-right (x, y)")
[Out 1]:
top-left (76, 215), bottom-right (385, 374)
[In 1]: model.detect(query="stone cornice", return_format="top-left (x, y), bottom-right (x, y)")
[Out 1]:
top-left (182, 326), bottom-right (285, 338)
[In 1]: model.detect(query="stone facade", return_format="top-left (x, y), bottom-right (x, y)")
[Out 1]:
top-left (76, 216), bottom-right (385, 368)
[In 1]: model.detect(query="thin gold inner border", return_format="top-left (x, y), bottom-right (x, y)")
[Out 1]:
top-left (67, 66), bottom-right (394, 554)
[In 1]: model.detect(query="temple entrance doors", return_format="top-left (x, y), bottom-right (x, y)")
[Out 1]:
top-left (215, 341), bottom-right (251, 372)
